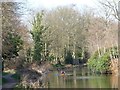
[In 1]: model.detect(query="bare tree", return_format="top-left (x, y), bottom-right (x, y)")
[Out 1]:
top-left (43, 6), bottom-right (87, 63)
top-left (99, 0), bottom-right (120, 21)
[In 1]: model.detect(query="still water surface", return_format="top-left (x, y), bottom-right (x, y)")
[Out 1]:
top-left (47, 67), bottom-right (119, 88)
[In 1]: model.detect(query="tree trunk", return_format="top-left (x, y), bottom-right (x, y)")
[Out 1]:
top-left (96, 32), bottom-right (101, 57)
top-left (44, 42), bottom-right (47, 60)
top-left (2, 60), bottom-right (4, 71)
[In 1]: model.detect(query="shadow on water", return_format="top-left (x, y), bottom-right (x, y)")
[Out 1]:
top-left (47, 67), bottom-right (119, 88)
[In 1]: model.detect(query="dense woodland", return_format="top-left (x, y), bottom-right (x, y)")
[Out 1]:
top-left (1, 0), bottom-right (119, 88)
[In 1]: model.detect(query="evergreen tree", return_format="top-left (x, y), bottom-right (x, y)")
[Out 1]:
top-left (64, 48), bottom-right (73, 64)
top-left (2, 2), bottom-right (23, 70)
top-left (2, 2), bottom-right (23, 59)
top-left (31, 12), bottom-right (47, 62)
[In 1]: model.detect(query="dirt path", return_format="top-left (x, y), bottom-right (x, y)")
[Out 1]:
top-left (2, 74), bottom-right (17, 89)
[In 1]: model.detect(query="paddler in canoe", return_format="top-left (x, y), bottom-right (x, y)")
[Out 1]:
top-left (60, 70), bottom-right (65, 76)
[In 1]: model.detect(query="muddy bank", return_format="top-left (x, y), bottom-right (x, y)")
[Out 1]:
top-left (16, 62), bottom-right (52, 88)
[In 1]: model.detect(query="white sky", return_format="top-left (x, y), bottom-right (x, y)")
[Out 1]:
top-left (26, 0), bottom-right (98, 9)
top-left (22, 0), bottom-right (99, 28)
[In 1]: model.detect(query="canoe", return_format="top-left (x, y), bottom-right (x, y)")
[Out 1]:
top-left (61, 73), bottom-right (65, 76)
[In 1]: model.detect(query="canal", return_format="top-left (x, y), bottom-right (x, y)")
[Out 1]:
top-left (46, 67), bottom-right (119, 88)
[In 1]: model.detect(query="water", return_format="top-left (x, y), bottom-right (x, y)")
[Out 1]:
top-left (47, 67), bottom-right (119, 88)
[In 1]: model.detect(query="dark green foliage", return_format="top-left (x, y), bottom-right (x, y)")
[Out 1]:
top-left (76, 48), bottom-right (83, 59)
top-left (2, 72), bottom-right (9, 76)
top-left (11, 73), bottom-right (20, 81)
top-left (47, 55), bottom-right (55, 62)
top-left (64, 49), bottom-right (73, 64)
top-left (31, 12), bottom-right (48, 62)
top-left (53, 63), bottom-right (64, 68)
top-left (2, 32), bottom-right (23, 59)
top-left (2, 2), bottom-right (23, 60)
top-left (83, 51), bottom-right (90, 62)
top-left (26, 48), bottom-right (33, 62)
top-left (2, 2), bottom-right (24, 71)
top-left (2, 77), bottom-right (7, 85)
top-left (76, 48), bottom-right (90, 63)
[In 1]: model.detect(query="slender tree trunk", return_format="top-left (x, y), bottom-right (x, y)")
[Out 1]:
top-left (68, 36), bottom-right (70, 51)
top-left (44, 42), bottom-right (47, 60)
top-left (96, 32), bottom-right (101, 57)
top-left (104, 46), bottom-right (106, 54)
top-left (55, 46), bottom-right (59, 64)
top-left (2, 60), bottom-right (4, 71)
top-left (73, 42), bottom-right (76, 59)
top-left (112, 44), bottom-right (115, 59)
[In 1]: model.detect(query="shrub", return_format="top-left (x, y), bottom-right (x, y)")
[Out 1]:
top-left (87, 46), bottom-right (118, 73)
top-left (95, 52), bottom-right (110, 73)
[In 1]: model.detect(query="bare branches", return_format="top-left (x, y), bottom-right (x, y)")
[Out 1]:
top-left (99, 0), bottom-right (120, 21)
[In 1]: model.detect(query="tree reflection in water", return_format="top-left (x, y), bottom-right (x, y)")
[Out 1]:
top-left (47, 67), bottom-right (119, 88)
top-left (111, 75), bottom-right (119, 88)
